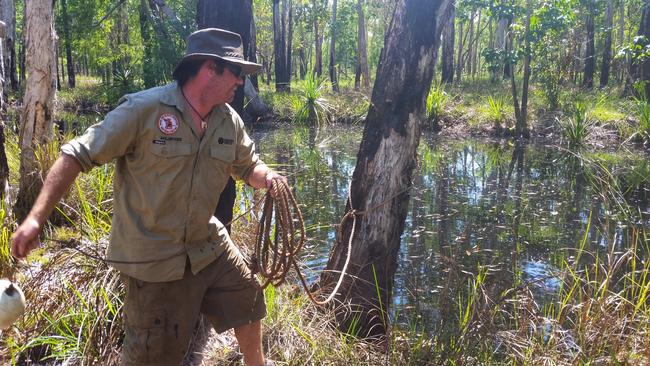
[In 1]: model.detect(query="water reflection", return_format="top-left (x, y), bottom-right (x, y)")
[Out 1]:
top-left (251, 125), bottom-right (649, 333)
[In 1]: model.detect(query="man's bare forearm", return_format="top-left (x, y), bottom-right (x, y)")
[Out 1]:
top-left (12, 154), bottom-right (82, 258)
top-left (27, 154), bottom-right (82, 226)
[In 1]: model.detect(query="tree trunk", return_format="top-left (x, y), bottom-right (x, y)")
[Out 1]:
top-left (61, 0), bottom-right (75, 88)
top-left (511, 0), bottom-right (531, 138)
top-left (0, 23), bottom-right (8, 199)
top-left (286, 0), bottom-right (293, 86)
top-left (503, 17), bottom-right (512, 78)
top-left (272, 0), bottom-right (289, 92)
top-left (0, 21), bottom-right (5, 108)
top-left (582, 0), bottom-right (595, 88)
top-left (455, 19), bottom-right (464, 83)
top-left (599, 0), bottom-right (613, 87)
top-left (320, 0), bottom-right (451, 338)
top-left (441, 4), bottom-right (455, 84)
top-left (616, 0), bottom-right (625, 83)
top-left (250, 16), bottom-right (259, 88)
top-left (356, 0), bottom-right (370, 89)
top-left (466, 11), bottom-right (475, 77)
top-left (0, 0), bottom-right (16, 91)
top-left (495, 16), bottom-right (507, 80)
top-left (471, 10), bottom-right (481, 78)
top-left (329, 0), bottom-right (339, 91)
top-left (313, 0), bottom-right (323, 77)
top-left (15, 0), bottom-right (56, 221)
top-left (197, 0), bottom-right (256, 105)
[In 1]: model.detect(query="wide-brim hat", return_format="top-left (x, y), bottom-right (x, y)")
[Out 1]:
top-left (173, 28), bottom-right (262, 77)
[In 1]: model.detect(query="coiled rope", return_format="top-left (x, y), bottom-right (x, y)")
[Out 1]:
top-left (252, 179), bottom-right (354, 305)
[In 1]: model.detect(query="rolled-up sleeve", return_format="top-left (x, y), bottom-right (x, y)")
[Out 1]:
top-left (230, 114), bottom-right (265, 182)
top-left (61, 96), bottom-right (140, 172)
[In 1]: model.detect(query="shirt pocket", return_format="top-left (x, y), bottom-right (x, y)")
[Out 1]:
top-left (210, 145), bottom-right (235, 163)
top-left (149, 142), bottom-right (192, 158)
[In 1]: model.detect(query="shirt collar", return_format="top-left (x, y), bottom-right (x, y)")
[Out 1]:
top-left (159, 82), bottom-right (233, 119)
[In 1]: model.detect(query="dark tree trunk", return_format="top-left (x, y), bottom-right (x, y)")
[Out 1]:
top-left (196, 0), bottom-right (256, 231)
top-left (286, 0), bottom-right (293, 85)
top-left (272, 0), bottom-right (289, 91)
top-left (250, 16), bottom-right (259, 88)
top-left (455, 20), bottom-right (464, 83)
top-left (329, 0), bottom-right (339, 91)
top-left (355, 0), bottom-right (370, 89)
top-left (320, 0), bottom-right (451, 338)
top-left (599, 0), bottom-right (614, 87)
top-left (503, 17), bottom-right (512, 78)
top-left (197, 0), bottom-right (254, 110)
top-left (313, 0), bottom-right (323, 77)
top-left (582, 0), bottom-right (595, 88)
top-left (61, 0), bottom-right (75, 88)
top-left (441, 4), bottom-right (455, 83)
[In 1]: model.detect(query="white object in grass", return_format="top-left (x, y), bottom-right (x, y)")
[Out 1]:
top-left (0, 279), bottom-right (25, 329)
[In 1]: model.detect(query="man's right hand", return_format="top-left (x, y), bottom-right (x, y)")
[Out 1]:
top-left (12, 217), bottom-right (42, 259)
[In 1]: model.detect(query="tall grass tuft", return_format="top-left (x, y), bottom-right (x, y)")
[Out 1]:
top-left (425, 81), bottom-right (448, 129)
top-left (294, 72), bottom-right (332, 126)
top-left (486, 96), bottom-right (507, 131)
top-left (557, 102), bottom-right (594, 149)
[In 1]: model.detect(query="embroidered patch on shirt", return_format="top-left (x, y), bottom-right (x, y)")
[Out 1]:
top-left (158, 113), bottom-right (179, 135)
top-left (152, 139), bottom-right (166, 145)
top-left (218, 137), bottom-right (234, 145)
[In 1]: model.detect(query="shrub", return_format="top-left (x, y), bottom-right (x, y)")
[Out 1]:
top-left (425, 81), bottom-right (448, 129)
top-left (557, 102), bottom-right (594, 149)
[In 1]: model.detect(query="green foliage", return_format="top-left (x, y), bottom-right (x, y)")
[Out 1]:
top-left (486, 96), bottom-right (507, 128)
top-left (426, 81), bottom-right (448, 128)
top-left (294, 72), bottom-right (332, 126)
top-left (557, 102), bottom-right (594, 148)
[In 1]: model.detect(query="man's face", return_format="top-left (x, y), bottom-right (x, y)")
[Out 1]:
top-left (205, 60), bottom-right (244, 105)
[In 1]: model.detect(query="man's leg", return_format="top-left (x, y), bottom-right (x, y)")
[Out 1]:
top-left (234, 320), bottom-right (264, 366)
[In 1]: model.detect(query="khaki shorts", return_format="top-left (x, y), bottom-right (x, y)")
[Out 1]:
top-left (120, 241), bottom-right (266, 366)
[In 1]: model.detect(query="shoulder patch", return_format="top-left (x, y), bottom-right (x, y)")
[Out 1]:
top-left (158, 113), bottom-right (179, 135)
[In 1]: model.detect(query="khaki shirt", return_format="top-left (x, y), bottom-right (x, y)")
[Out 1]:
top-left (61, 82), bottom-right (265, 282)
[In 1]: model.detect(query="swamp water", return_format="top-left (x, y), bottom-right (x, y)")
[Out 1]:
top-left (251, 124), bottom-right (650, 333)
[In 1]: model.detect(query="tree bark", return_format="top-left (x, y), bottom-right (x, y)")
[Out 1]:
top-left (0, 21), bottom-right (5, 105)
top-left (329, 0), bottom-right (339, 91)
top-left (455, 19), bottom-right (464, 83)
top-left (61, 0), bottom-right (75, 88)
top-left (441, 4), bottom-right (455, 84)
top-left (286, 0), bottom-right (293, 86)
top-left (599, 0), bottom-right (613, 87)
top-left (511, 0), bottom-right (531, 138)
top-left (582, 0), bottom-right (595, 88)
top-left (0, 0), bottom-right (16, 91)
top-left (0, 21), bottom-right (7, 199)
top-left (313, 0), bottom-right (323, 77)
top-left (320, 0), bottom-right (451, 338)
top-left (196, 0), bottom-right (255, 110)
top-left (15, 0), bottom-right (56, 221)
top-left (272, 0), bottom-right (289, 91)
top-left (355, 0), bottom-right (370, 89)
top-left (495, 16), bottom-right (507, 80)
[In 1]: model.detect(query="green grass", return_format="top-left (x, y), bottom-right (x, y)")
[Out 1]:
top-left (557, 102), bottom-right (595, 148)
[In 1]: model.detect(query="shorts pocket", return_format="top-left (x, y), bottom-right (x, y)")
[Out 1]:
top-left (123, 309), bottom-right (166, 363)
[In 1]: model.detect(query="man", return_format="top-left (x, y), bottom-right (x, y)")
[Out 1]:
top-left (12, 28), bottom-right (281, 366)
